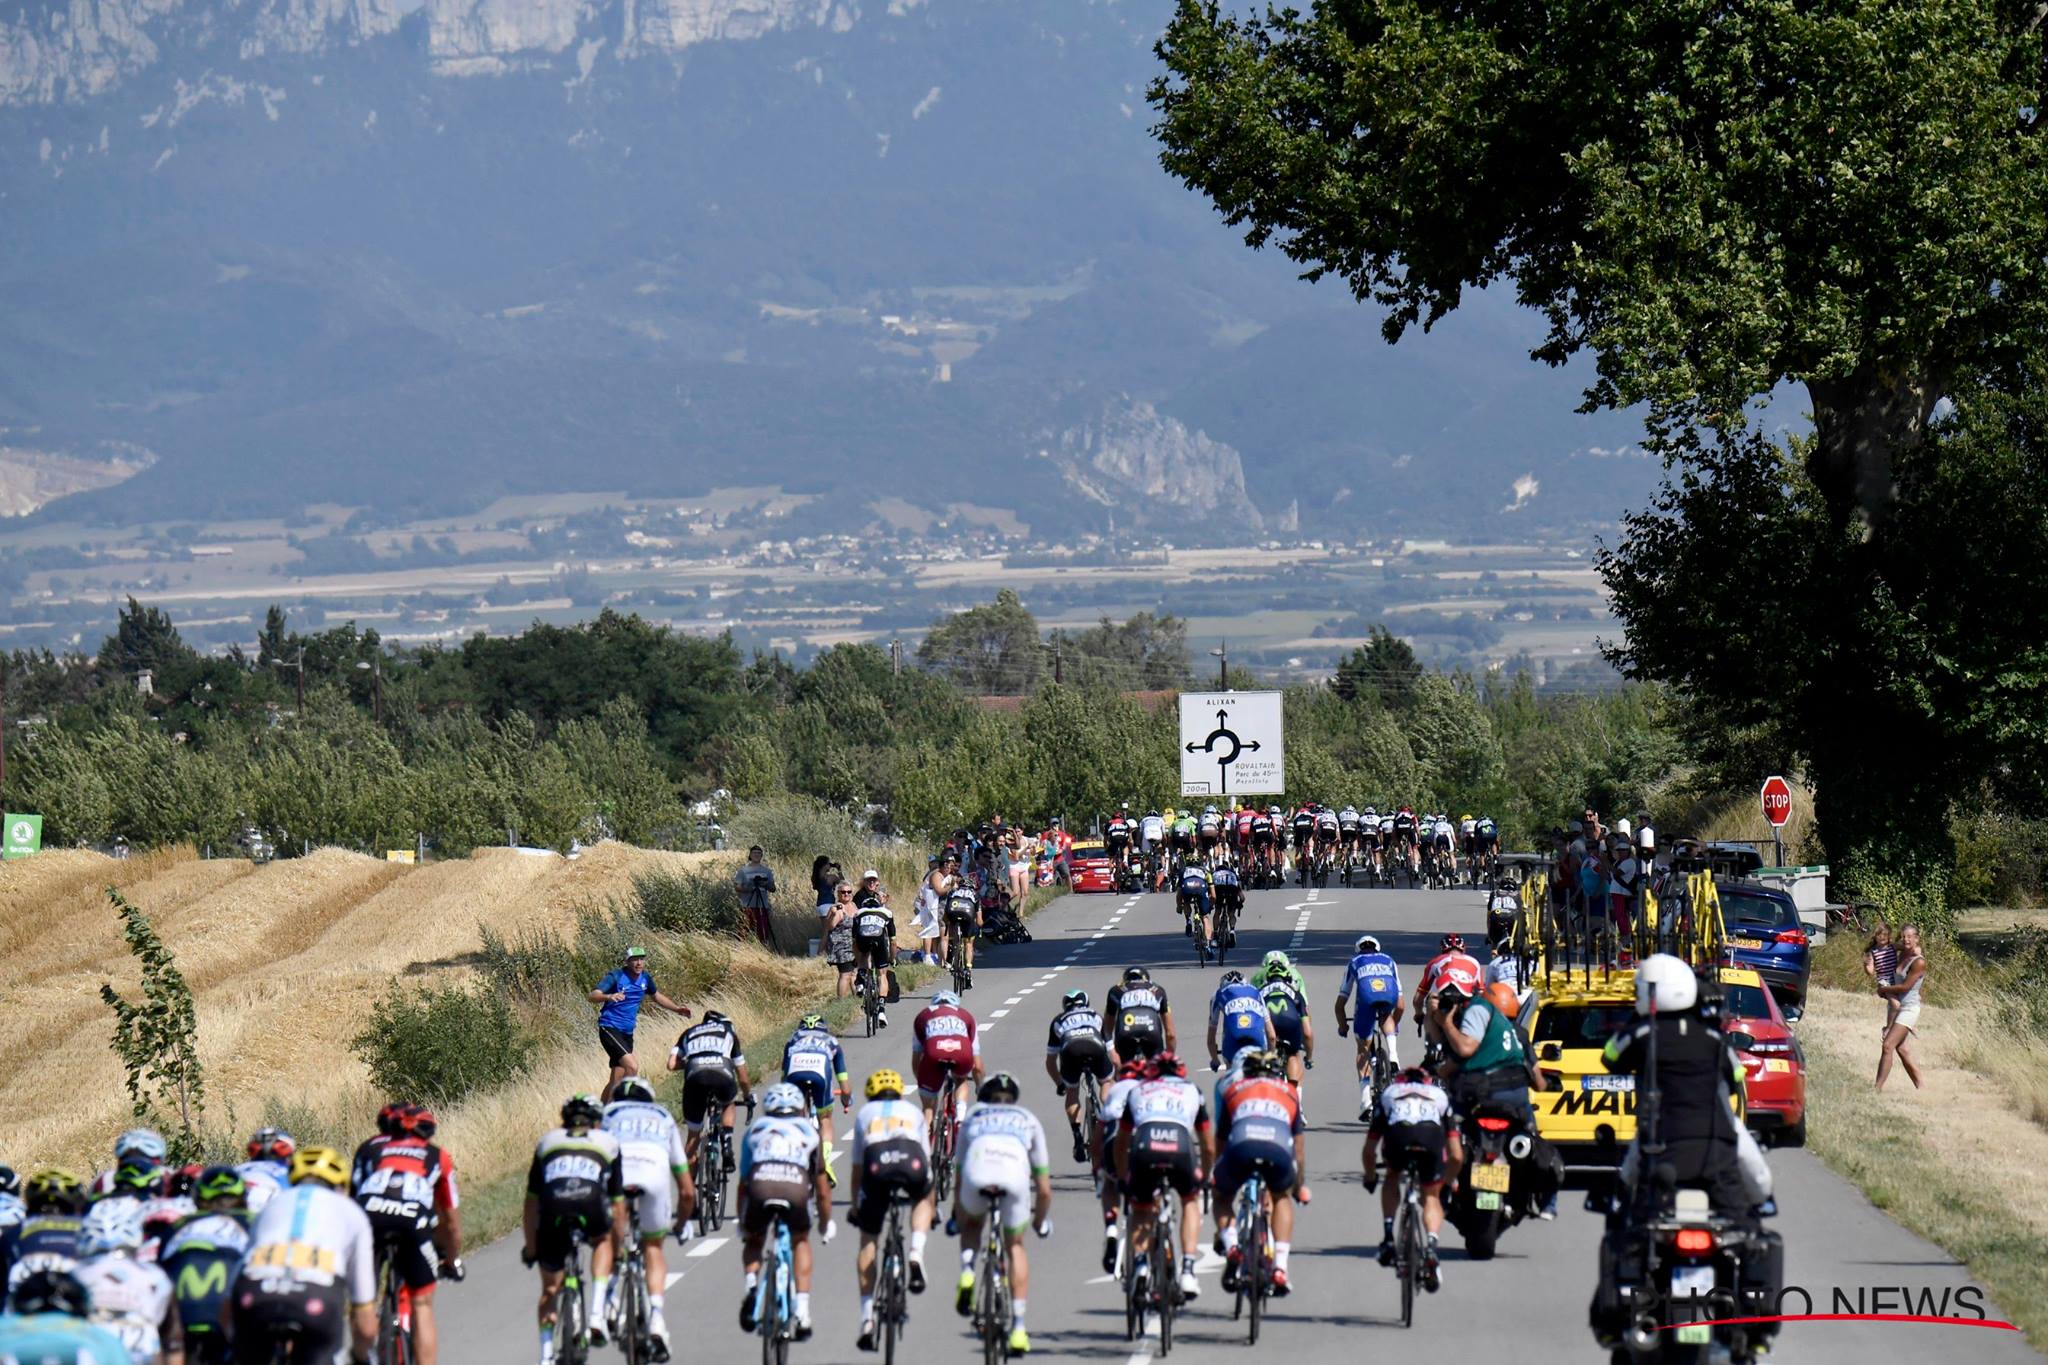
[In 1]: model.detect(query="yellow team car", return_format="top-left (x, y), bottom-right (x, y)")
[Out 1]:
top-left (1522, 974), bottom-right (1746, 1170)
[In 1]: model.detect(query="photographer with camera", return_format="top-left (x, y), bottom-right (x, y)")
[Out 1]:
top-left (735, 846), bottom-right (777, 947)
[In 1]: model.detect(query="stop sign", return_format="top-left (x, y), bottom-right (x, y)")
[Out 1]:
top-left (1760, 775), bottom-right (1794, 828)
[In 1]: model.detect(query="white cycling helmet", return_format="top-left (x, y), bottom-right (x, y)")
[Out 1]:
top-left (929, 989), bottom-right (961, 1009)
top-left (80, 1201), bottom-right (145, 1257)
top-left (762, 1083), bottom-right (808, 1117)
top-left (1635, 954), bottom-right (1698, 1015)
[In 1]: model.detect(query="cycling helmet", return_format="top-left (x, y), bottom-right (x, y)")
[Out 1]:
top-left (977, 1073), bottom-right (1022, 1104)
top-left (1061, 989), bottom-right (1089, 1010)
top-left (1262, 950), bottom-right (1291, 974)
top-left (1437, 979), bottom-right (1472, 1004)
top-left (611, 1078), bottom-right (656, 1105)
top-left (1636, 954), bottom-right (1699, 1015)
top-left (702, 1009), bottom-right (729, 1027)
top-left (865, 1069), bottom-right (905, 1101)
top-left (1438, 934), bottom-right (1465, 954)
top-left (0, 1165), bottom-right (17, 1197)
top-left (1116, 1056), bottom-right (1149, 1082)
top-left (1220, 970), bottom-right (1245, 987)
top-left (1122, 966), bottom-right (1151, 986)
top-left (246, 1128), bottom-right (296, 1163)
top-left (761, 1083), bottom-right (808, 1117)
top-left (24, 1169), bottom-right (86, 1214)
top-left (1395, 1066), bottom-right (1434, 1086)
top-left (194, 1166), bottom-right (247, 1209)
top-left (1150, 1052), bottom-right (1188, 1079)
top-left (397, 1105), bottom-right (438, 1139)
top-left (561, 1094), bottom-right (605, 1129)
top-left (166, 1161), bottom-right (206, 1197)
top-left (1356, 934), bottom-right (1381, 953)
top-left (1237, 1049), bottom-right (1278, 1078)
top-left (114, 1128), bottom-right (167, 1166)
top-left (376, 1102), bottom-right (405, 1138)
top-left (929, 990), bottom-right (961, 1010)
top-left (286, 1146), bottom-right (349, 1190)
top-left (797, 1013), bottom-right (827, 1032)
top-left (1147, 809), bottom-right (1160, 819)
top-left (111, 1161), bottom-right (160, 1195)
top-left (1484, 981), bottom-right (1521, 1020)
top-left (8, 1268), bottom-right (91, 1318)
top-left (80, 1200), bottom-right (145, 1257)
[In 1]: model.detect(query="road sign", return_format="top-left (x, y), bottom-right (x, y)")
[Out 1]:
top-left (1760, 776), bottom-right (1794, 829)
top-left (1179, 691), bottom-right (1284, 796)
top-left (3, 813), bottom-right (42, 859)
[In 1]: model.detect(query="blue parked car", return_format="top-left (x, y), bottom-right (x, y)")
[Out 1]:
top-left (1715, 881), bottom-right (1810, 1018)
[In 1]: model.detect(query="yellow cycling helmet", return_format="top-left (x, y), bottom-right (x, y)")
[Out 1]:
top-left (864, 1069), bottom-right (906, 1100)
top-left (24, 1168), bottom-right (86, 1213)
top-left (1163, 807), bottom-right (1177, 822)
top-left (287, 1146), bottom-right (349, 1190)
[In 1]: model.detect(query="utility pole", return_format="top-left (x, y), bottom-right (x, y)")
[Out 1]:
top-left (1212, 639), bottom-right (1229, 689)
top-left (293, 646), bottom-right (304, 711)
top-left (355, 656), bottom-right (384, 725)
top-left (1053, 644), bottom-right (1063, 685)
top-left (890, 638), bottom-right (901, 678)
top-left (0, 658), bottom-right (8, 802)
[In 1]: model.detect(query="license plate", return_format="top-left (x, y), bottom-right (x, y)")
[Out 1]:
top-left (1474, 1190), bottom-right (1502, 1210)
top-left (1764, 1059), bottom-right (1790, 1073)
top-left (1732, 937), bottom-right (1764, 950)
top-left (1471, 1161), bottom-right (1512, 1193)
top-left (1582, 1075), bottom-right (1635, 1092)
top-left (1671, 1263), bottom-right (1715, 1300)
top-left (1676, 1324), bottom-right (1711, 1344)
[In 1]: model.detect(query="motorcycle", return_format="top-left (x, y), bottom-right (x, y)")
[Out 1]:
top-left (1593, 1183), bottom-right (1781, 1365)
top-left (1444, 1098), bottom-right (1552, 1260)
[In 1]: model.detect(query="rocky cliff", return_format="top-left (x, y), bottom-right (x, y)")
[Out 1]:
top-left (1044, 399), bottom-right (1263, 529)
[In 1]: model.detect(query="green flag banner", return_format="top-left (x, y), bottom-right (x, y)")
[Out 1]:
top-left (3, 813), bottom-right (42, 859)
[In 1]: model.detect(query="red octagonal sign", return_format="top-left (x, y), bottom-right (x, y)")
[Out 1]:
top-left (1760, 775), bottom-right (1794, 829)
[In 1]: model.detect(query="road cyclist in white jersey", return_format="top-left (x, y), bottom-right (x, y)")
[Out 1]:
top-left (1107, 1052), bottom-right (1212, 1301)
top-left (735, 1083), bottom-right (833, 1342)
top-left (521, 1095), bottom-right (628, 1365)
top-left (72, 1199), bottom-right (178, 1364)
top-left (1361, 1066), bottom-right (1454, 1292)
top-left (600, 1079), bottom-right (698, 1359)
top-left (234, 1128), bottom-right (295, 1217)
top-left (950, 1074), bottom-right (1053, 1357)
top-left (847, 1068), bottom-right (936, 1352)
top-left (231, 1146), bottom-right (378, 1365)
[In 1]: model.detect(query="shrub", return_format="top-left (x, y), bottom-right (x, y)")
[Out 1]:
top-left (726, 795), bottom-right (867, 866)
top-left (636, 869), bottom-right (744, 937)
top-left (350, 981), bottom-right (535, 1106)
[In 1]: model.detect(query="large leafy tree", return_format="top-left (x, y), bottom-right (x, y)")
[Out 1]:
top-left (916, 591), bottom-right (1043, 695)
top-left (1152, 0), bottom-right (2048, 905)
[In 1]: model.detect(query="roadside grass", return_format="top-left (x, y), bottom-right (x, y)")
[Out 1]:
top-left (1799, 932), bottom-right (2048, 1346)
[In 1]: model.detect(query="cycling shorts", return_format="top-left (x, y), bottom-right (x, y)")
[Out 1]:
top-left (1381, 1121), bottom-right (1447, 1187)
top-left (623, 1171), bottom-right (677, 1239)
top-left (1251, 828), bottom-right (1273, 847)
top-left (742, 1180), bottom-right (814, 1236)
top-left (1266, 1012), bottom-right (1305, 1056)
top-left (232, 1279), bottom-right (347, 1365)
top-left (1354, 999), bottom-right (1398, 1036)
top-left (854, 934), bottom-right (894, 970)
top-left (1178, 888), bottom-right (1212, 917)
top-left (365, 1211), bottom-right (439, 1293)
top-left (956, 1145), bottom-right (1032, 1233)
top-left (785, 1071), bottom-right (833, 1113)
top-left (533, 1195), bottom-right (611, 1272)
top-left (1055, 1036), bottom-right (1114, 1090)
top-left (1112, 1012), bottom-right (1165, 1060)
top-left (1106, 830), bottom-right (1130, 851)
top-left (850, 1140), bottom-right (932, 1235)
top-left (681, 1068), bottom-right (740, 1127)
top-left (913, 1054), bottom-right (973, 1097)
top-left (1122, 1123), bottom-right (1198, 1202)
top-left (1292, 824), bottom-right (1315, 848)
top-left (1213, 1141), bottom-right (1297, 1202)
top-left (943, 908), bottom-right (980, 941)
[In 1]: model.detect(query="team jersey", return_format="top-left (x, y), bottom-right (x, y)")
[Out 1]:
top-left (1316, 808), bottom-right (1339, 833)
top-left (1177, 864), bottom-right (1211, 895)
top-left (0, 1195), bottom-right (22, 1235)
top-left (1215, 1074), bottom-right (1304, 1151)
top-left (526, 1128), bottom-right (626, 1207)
top-left (1214, 993), bottom-right (1270, 1059)
top-left (1421, 952), bottom-right (1484, 999)
top-left (1249, 813), bottom-right (1273, 837)
top-left (1045, 1005), bottom-right (1107, 1056)
top-left (738, 1115), bottom-right (822, 1186)
top-left (848, 1097), bottom-right (929, 1165)
top-left (1, 1213), bottom-right (81, 1292)
top-left (234, 1160), bottom-right (288, 1215)
top-left (1139, 815), bottom-right (1165, 844)
top-left (160, 1211), bottom-right (249, 1348)
top-left (912, 1002), bottom-right (980, 1069)
top-left (1211, 863), bottom-right (1240, 891)
top-left (1432, 819), bottom-right (1455, 844)
top-left (1117, 1077), bottom-right (1207, 1135)
top-left (602, 1099), bottom-right (690, 1192)
top-left (1208, 980), bottom-right (1262, 1029)
top-left (1379, 817), bottom-right (1396, 837)
top-left (1476, 818), bottom-right (1498, 841)
top-left (1105, 981), bottom-right (1168, 1020)
top-left (1198, 811), bottom-right (1220, 834)
top-left (1234, 810), bottom-right (1256, 838)
top-left (1340, 951), bottom-right (1402, 1023)
top-left (780, 1027), bottom-right (848, 1090)
top-left (351, 1135), bottom-right (459, 1227)
top-left (1338, 807), bottom-right (1360, 831)
top-left (74, 1253), bottom-right (172, 1363)
top-left (1393, 811), bottom-right (1416, 838)
top-left (956, 1104), bottom-right (1051, 1178)
top-left (1460, 818), bottom-right (1477, 838)
top-left (1172, 817), bottom-right (1196, 839)
top-left (1290, 809), bottom-right (1315, 834)
top-left (0, 1312), bottom-right (130, 1364)
top-left (241, 1183), bottom-right (376, 1304)
top-left (1105, 817), bottom-right (1131, 841)
top-left (1374, 1076), bottom-right (1452, 1132)
top-left (673, 1020), bottom-right (745, 1078)
top-left (1260, 977), bottom-right (1307, 1030)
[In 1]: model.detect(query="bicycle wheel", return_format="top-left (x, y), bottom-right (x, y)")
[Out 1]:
top-left (622, 1263), bottom-right (648, 1365)
top-left (1155, 1210), bottom-right (1176, 1357)
top-left (1246, 1203), bottom-right (1268, 1345)
top-left (863, 969), bottom-right (878, 1037)
top-left (1398, 1188), bottom-right (1422, 1329)
top-left (879, 1206), bottom-right (905, 1365)
top-left (759, 1228), bottom-right (784, 1365)
top-left (978, 1230), bottom-right (1007, 1365)
top-left (557, 1271), bottom-right (587, 1365)
top-left (702, 1142), bottom-right (725, 1233)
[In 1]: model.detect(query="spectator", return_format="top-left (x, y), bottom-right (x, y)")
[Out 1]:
top-left (1864, 920), bottom-right (1898, 1019)
top-left (735, 845), bottom-right (777, 946)
top-left (1005, 826), bottom-right (1030, 907)
top-left (588, 947), bottom-right (690, 1102)
top-left (821, 878), bottom-right (859, 998)
top-left (1875, 924), bottom-right (1927, 1090)
top-left (1608, 834), bottom-right (1640, 931)
top-left (915, 854), bottom-right (955, 963)
top-left (811, 855), bottom-right (841, 910)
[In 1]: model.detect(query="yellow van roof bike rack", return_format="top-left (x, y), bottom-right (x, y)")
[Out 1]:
top-left (1506, 856), bottom-right (1728, 993)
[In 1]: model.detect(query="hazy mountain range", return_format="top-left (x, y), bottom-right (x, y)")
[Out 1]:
top-left (1, 0), bottom-right (1658, 537)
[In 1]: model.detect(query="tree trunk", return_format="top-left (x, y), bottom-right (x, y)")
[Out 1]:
top-left (1804, 367), bottom-right (1941, 536)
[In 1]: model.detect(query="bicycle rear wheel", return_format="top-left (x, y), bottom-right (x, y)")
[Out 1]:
top-left (1155, 1211), bottom-right (1177, 1357)
top-left (879, 1208), bottom-right (905, 1365)
top-left (1398, 1189), bottom-right (1421, 1328)
top-left (702, 1144), bottom-right (725, 1233)
top-left (1246, 1204), bottom-right (1268, 1345)
top-left (556, 1272), bottom-right (588, 1365)
top-left (620, 1264), bottom-right (648, 1365)
top-left (978, 1233), bottom-right (1008, 1365)
top-left (760, 1230), bottom-right (786, 1365)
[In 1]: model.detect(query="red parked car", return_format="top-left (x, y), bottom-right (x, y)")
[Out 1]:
top-left (1067, 841), bottom-right (1117, 893)
top-left (1718, 964), bottom-right (1806, 1148)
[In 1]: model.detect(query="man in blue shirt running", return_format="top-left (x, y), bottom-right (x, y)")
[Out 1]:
top-left (589, 946), bottom-right (692, 1102)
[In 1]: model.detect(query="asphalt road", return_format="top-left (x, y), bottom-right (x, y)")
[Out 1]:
top-left (440, 882), bottom-right (2040, 1364)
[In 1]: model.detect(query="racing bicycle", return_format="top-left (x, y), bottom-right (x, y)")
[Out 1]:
top-left (697, 1093), bottom-right (753, 1234)
top-left (751, 1200), bottom-right (799, 1365)
top-left (872, 1187), bottom-right (916, 1365)
top-left (1229, 1168), bottom-right (1274, 1345)
top-left (856, 958), bottom-right (884, 1038)
top-left (970, 1188), bottom-right (1015, 1365)
top-left (372, 1233), bottom-right (416, 1365)
top-left (932, 1067), bottom-right (963, 1206)
top-left (1124, 1182), bottom-right (1184, 1354)
top-left (1384, 1154), bottom-right (1434, 1329)
top-left (613, 1188), bottom-right (658, 1365)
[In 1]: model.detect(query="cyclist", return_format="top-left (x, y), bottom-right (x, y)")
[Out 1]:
top-left (1211, 1049), bottom-right (1307, 1296)
top-left (233, 1146), bottom-right (376, 1365)
top-left (1473, 815), bottom-right (1499, 882)
top-left (1110, 1054), bottom-right (1210, 1302)
top-left (0, 1168), bottom-right (20, 1237)
top-left (1175, 859), bottom-right (1213, 946)
top-left (1392, 806), bottom-right (1418, 877)
top-left (1207, 970), bottom-right (1276, 1071)
top-left (159, 1167), bottom-right (250, 1365)
top-left (849, 1069), bottom-right (934, 1352)
top-left (1, 1170), bottom-right (88, 1293)
top-left (1104, 809), bottom-right (1133, 872)
top-left (1413, 934), bottom-right (1483, 1057)
top-left (1249, 806), bottom-right (1276, 881)
top-left (951, 1074), bottom-right (1052, 1357)
top-left (351, 1103), bottom-right (462, 1365)
top-left (234, 1129), bottom-right (295, 1216)
top-left (1044, 989), bottom-right (1115, 1164)
top-left (1105, 967), bottom-right (1175, 1060)
top-left (1337, 934), bottom-right (1405, 1117)
top-left (669, 1009), bottom-right (754, 1175)
top-left (601, 1078), bottom-right (696, 1360)
top-left (911, 989), bottom-right (983, 1139)
top-left (1196, 805), bottom-right (1222, 859)
top-left (1094, 1055), bottom-right (1149, 1272)
top-left (0, 1269), bottom-right (129, 1363)
top-left (850, 890), bottom-right (899, 1029)
top-left (1362, 1065), bottom-right (1451, 1291)
top-left (140, 1167), bottom-right (199, 1262)
top-left (940, 884), bottom-right (983, 990)
top-left (1337, 803), bottom-right (1361, 867)
top-left (1314, 803), bottom-right (1340, 869)
top-left (83, 1154), bottom-right (159, 1248)
top-left (1210, 855), bottom-right (1243, 948)
top-left (590, 946), bottom-right (692, 1104)
top-left (73, 1200), bottom-right (179, 1363)
top-left (1289, 804), bottom-right (1316, 883)
top-left (1170, 810), bottom-right (1198, 870)
top-left (1377, 810), bottom-right (1398, 879)
top-left (1430, 814), bottom-right (1457, 881)
top-left (1251, 967), bottom-right (1311, 1085)
top-left (521, 1095), bottom-right (626, 1365)
top-left (736, 1083), bottom-right (831, 1340)
top-left (1232, 804), bottom-right (1256, 859)
top-left (780, 1015), bottom-right (853, 1177)
top-left (1138, 809), bottom-right (1165, 858)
